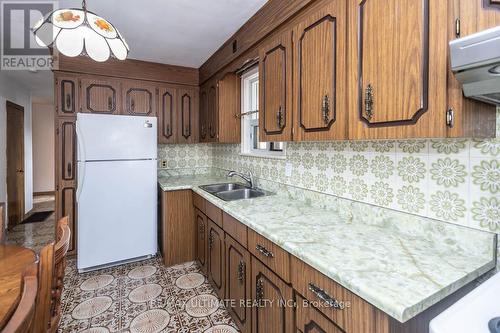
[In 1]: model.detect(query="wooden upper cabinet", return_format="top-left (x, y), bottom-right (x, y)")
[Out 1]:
top-left (446, 0), bottom-right (499, 138)
top-left (80, 78), bottom-right (121, 114)
top-left (158, 86), bottom-right (177, 144)
top-left (177, 88), bottom-right (199, 144)
top-left (293, 0), bottom-right (347, 141)
top-left (349, 0), bottom-right (448, 139)
top-left (122, 81), bottom-right (157, 116)
top-left (207, 82), bottom-right (219, 142)
top-left (218, 73), bottom-right (241, 143)
top-left (259, 31), bottom-right (293, 142)
top-left (199, 88), bottom-right (209, 142)
top-left (55, 76), bottom-right (78, 116)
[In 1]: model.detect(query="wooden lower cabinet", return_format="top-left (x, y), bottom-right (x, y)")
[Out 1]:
top-left (225, 235), bottom-right (251, 333)
top-left (295, 294), bottom-right (343, 333)
top-left (251, 257), bottom-right (293, 333)
top-left (159, 190), bottom-right (195, 266)
top-left (208, 219), bottom-right (225, 299)
top-left (195, 209), bottom-right (208, 275)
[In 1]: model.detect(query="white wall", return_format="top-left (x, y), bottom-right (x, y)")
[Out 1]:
top-left (0, 71), bottom-right (34, 224)
top-left (32, 103), bottom-right (54, 193)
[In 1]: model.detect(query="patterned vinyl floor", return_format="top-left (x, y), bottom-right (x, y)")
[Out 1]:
top-left (59, 258), bottom-right (239, 333)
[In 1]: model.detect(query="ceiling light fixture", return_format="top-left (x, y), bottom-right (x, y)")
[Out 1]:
top-left (32, 0), bottom-right (129, 62)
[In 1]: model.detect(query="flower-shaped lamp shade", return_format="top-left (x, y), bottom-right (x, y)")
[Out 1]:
top-left (33, 8), bottom-right (129, 62)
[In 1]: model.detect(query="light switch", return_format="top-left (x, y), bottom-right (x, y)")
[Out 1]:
top-left (285, 162), bottom-right (292, 177)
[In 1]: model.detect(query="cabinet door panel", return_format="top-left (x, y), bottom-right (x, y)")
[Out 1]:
top-left (122, 82), bottom-right (157, 116)
top-left (158, 86), bottom-right (177, 144)
top-left (226, 236), bottom-right (251, 333)
top-left (294, 1), bottom-right (347, 141)
top-left (57, 185), bottom-right (77, 253)
top-left (56, 119), bottom-right (76, 182)
top-left (208, 220), bottom-right (225, 298)
top-left (177, 88), bottom-right (199, 144)
top-left (81, 78), bottom-right (121, 114)
top-left (348, 0), bottom-right (448, 139)
top-left (207, 83), bottom-right (218, 142)
top-left (195, 209), bottom-right (208, 275)
top-left (56, 76), bottom-right (78, 116)
top-left (218, 73), bottom-right (241, 143)
top-left (259, 31), bottom-right (292, 141)
top-left (251, 257), bottom-right (293, 333)
top-left (199, 88), bottom-right (209, 142)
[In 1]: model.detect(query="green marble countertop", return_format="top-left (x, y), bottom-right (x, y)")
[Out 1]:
top-left (158, 173), bottom-right (497, 323)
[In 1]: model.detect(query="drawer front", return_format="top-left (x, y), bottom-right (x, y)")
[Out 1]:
top-left (193, 192), bottom-right (206, 212)
top-left (205, 200), bottom-right (222, 227)
top-left (223, 212), bottom-right (248, 248)
top-left (248, 229), bottom-right (290, 283)
top-left (296, 294), bottom-right (344, 333)
top-left (291, 256), bottom-right (383, 332)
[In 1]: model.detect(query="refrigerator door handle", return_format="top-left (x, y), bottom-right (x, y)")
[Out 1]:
top-left (76, 122), bottom-right (86, 201)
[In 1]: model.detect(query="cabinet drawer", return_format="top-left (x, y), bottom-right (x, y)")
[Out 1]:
top-left (248, 229), bottom-right (290, 283)
top-left (296, 294), bottom-right (344, 333)
top-left (205, 200), bottom-right (222, 227)
top-left (291, 255), bottom-right (382, 332)
top-left (193, 192), bottom-right (206, 212)
top-left (223, 212), bottom-right (247, 248)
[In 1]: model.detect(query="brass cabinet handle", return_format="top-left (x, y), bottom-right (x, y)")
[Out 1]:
top-left (256, 278), bottom-right (264, 301)
top-left (198, 222), bottom-right (204, 239)
top-left (308, 283), bottom-right (343, 309)
top-left (256, 244), bottom-right (274, 258)
top-left (200, 124), bottom-right (206, 139)
top-left (131, 98), bottom-right (135, 111)
top-left (67, 163), bottom-right (72, 177)
top-left (65, 94), bottom-right (71, 109)
top-left (107, 97), bottom-right (113, 110)
top-left (208, 232), bottom-right (214, 250)
top-left (165, 124), bottom-right (171, 137)
top-left (365, 84), bottom-right (374, 120)
top-left (276, 106), bottom-right (284, 129)
top-left (322, 95), bottom-right (330, 124)
top-left (237, 260), bottom-right (245, 283)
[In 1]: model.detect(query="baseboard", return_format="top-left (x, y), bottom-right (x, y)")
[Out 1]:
top-left (34, 191), bottom-right (55, 196)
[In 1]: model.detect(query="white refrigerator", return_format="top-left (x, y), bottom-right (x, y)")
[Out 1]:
top-left (76, 113), bottom-right (157, 272)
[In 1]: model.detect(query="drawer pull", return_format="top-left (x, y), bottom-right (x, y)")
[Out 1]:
top-left (364, 84), bottom-right (374, 120)
top-left (322, 94), bottom-right (330, 124)
top-left (308, 283), bottom-right (343, 309)
top-left (237, 260), bottom-right (245, 283)
top-left (256, 244), bottom-right (274, 258)
top-left (198, 223), bottom-right (205, 239)
top-left (256, 278), bottom-right (264, 301)
top-left (208, 232), bottom-right (214, 250)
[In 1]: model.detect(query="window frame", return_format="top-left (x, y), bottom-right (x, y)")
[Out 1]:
top-left (240, 67), bottom-right (286, 159)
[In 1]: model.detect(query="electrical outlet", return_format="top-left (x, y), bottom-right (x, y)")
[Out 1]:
top-left (161, 160), bottom-right (167, 168)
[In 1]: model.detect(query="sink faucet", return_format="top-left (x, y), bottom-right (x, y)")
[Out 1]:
top-left (227, 170), bottom-right (254, 189)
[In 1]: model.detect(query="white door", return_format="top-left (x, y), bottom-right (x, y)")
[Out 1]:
top-left (77, 159), bottom-right (157, 271)
top-left (77, 113), bottom-right (157, 161)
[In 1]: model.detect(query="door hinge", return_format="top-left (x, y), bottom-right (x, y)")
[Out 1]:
top-left (446, 108), bottom-right (455, 128)
top-left (455, 18), bottom-right (461, 38)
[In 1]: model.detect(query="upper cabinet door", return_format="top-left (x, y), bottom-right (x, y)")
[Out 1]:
top-left (177, 88), bottom-right (199, 144)
top-left (293, 1), bottom-right (347, 141)
top-left (56, 75), bottom-right (78, 116)
top-left (158, 86), bottom-right (177, 144)
top-left (217, 73), bottom-right (241, 143)
top-left (199, 87), bottom-right (209, 142)
top-left (349, 0), bottom-right (448, 139)
top-left (80, 78), bottom-right (121, 114)
top-left (122, 81), bottom-right (157, 116)
top-left (207, 82), bottom-right (219, 142)
top-left (259, 31), bottom-right (293, 142)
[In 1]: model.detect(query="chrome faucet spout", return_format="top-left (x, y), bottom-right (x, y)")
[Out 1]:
top-left (227, 170), bottom-right (254, 189)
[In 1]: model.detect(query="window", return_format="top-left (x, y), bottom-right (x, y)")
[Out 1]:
top-left (240, 67), bottom-right (286, 157)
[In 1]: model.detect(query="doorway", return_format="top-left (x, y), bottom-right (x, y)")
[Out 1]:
top-left (6, 101), bottom-right (25, 227)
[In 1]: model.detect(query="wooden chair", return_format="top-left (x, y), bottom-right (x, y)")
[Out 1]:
top-left (31, 243), bottom-right (55, 333)
top-left (3, 263), bottom-right (38, 333)
top-left (49, 217), bottom-right (70, 332)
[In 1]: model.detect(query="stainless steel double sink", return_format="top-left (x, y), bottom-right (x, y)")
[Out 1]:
top-left (199, 183), bottom-right (272, 201)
